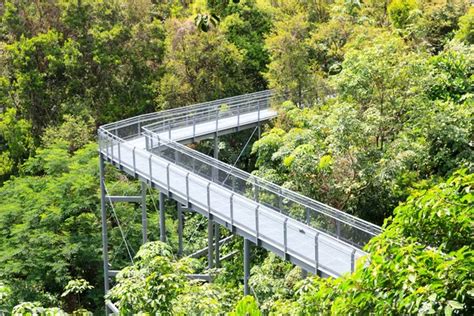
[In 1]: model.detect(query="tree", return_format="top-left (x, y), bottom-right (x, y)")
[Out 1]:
top-left (294, 169), bottom-right (473, 315)
top-left (264, 3), bottom-right (315, 106)
top-left (0, 108), bottom-right (34, 181)
top-left (455, 7), bottom-right (474, 44)
top-left (221, 1), bottom-right (273, 90)
top-left (108, 241), bottom-right (194, 314)
top-left (158, 18), bottom-right (251, 109)
top-left (387, 0), bottom-right (418, 29)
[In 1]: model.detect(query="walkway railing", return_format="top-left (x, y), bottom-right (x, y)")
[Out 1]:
top-left (98, 89), bottom-right (382, 277)
top-left (143, 131), bottom-right (380, 249)
top-left (102, 90), bottom-right (273, 141)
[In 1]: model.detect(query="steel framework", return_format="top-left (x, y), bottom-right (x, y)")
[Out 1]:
top-left (98, 90), bottom-right (382, 313)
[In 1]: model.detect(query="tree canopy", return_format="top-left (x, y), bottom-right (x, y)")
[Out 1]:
top-left (0, 0), bottom-right (472, 314)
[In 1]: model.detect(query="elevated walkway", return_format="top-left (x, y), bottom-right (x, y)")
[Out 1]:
top-left (98, 90), bottom-right (381, 278)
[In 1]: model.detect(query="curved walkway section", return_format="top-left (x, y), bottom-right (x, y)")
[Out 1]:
top-left (98, 90), bottom-right (381, 277)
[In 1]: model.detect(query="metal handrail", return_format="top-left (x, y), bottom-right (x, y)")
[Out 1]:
top-left (98, 89), bottom-right (381, 247)
top-left (143, 94), bottom-right (271, 132)
top-left (98, 130), bottom-right (366, 276)
top-left (98, 89), bottom-right (382, 275)
top-left (144, 131), bottom-right (380, 247)
top-left (101, 90), bottom-right (273, 138)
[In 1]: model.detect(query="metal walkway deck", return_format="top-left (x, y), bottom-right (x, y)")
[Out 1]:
top-left (98, 90), bottom-right (381, 278)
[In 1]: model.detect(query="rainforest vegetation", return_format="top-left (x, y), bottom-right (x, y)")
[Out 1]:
top-left (0, 0), bottom-right (473, 315)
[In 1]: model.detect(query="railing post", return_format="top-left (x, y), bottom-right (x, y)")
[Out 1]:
top-left (351, 249), bottom-right (356, 272)
top-left (237, 102), bottom-right (240, 129)
top-left (215, 106), bottom-right (219, 133)
top-left (156, 135), bottom-right (160, 156)
top-left (283, 218), bottom-right (288, 257)
top-left (314, 232), bottom-right (319, 273)
top-left (193, 115), bottom-right (196, 139)
top-left (118, 142), bottom-right (121, 166)
top-left (111, 139), bottom-right (114, 162)
top-left (148, 154), bottom-right (153, 186)
top-left (230, 193), bottom-right (234, 225)
top-left (279, 188), bottom-right (284, 213)
top-left (185, 173), bottom-right (190, 205)
top-left (257, 100), bottom-right (261, 122)
top-left (336, 220), bottom-right (341, 239)
top-left (132, 147), bottom-right (136, 176)
top-left (255, 205), bottom-right (260, 242)
top-left (105, 137), bottom-right (110, 158)
top-left (166, 163), bottom-right (170, 195)
top-left (253, 178), bottom-right (259, 202)
top-left (168, 123), bottom-right (171, 139)
top-left (207, 183), bottom-right (211, 214)
top-left (305, 207), bottom-right (310, 225)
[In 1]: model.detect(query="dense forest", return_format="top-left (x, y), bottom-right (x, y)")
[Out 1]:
top-left (0, 0), bottom-right (473, 315)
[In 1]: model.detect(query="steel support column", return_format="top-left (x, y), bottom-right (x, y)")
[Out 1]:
top-left (214, 225), bottom-right (220, 268)
top-left (212, 133), bottom-right (219, 268)
top-left (208, 218), bottom-right (214, 269)
top-left (159, 192), bottom-right (166, 242)
top-left (243, 238), bottom-right (251, 295)
top-left (141, 182), bottom-right (147, 244)
top-left (99, 154), bottom-right (110, 314)
top-left (177, 203), bottom-right (183, 257)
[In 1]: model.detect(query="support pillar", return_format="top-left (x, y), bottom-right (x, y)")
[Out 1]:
top-left (177, 203), bottom-right (183, 257)
top-left (141, 182), bottom-right (147, 244)
top-left (212, 132), bottom-right (219, 180)
top-left (208, 218), bottom-right (214, 269)
top-left (212, 134), bottom-right (220, 268)
top-left (214, 224), bottom-right (220, 268)
top-left (243, 238), bottom-right (251, 295)
top-left (99, 154), bottom-right (110, 314)
top-left (159, 192), bottom-right (166, 242)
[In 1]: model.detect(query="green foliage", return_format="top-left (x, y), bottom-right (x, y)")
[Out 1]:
top-left (5, 30), bottom-right (71, 133)
top-left (264, 3), bottom-right (314, 106)
top-left (108, 241), bottom-right (195, 314)
top-left (294, 170), bottom-right (474, 315)
top-left (230, 295), bottom-right (262, 316)
top-left (172, 280), bottom-right (236, 315)
top-left (0, 142), bottom-right (100, 310)
top-left (388, 0), bottom-right (418, 28)
top-left (221, 2), bottom-right (273, 90)
top-left (411, 0), bottom-right (470, 52)
top-left (0, 108), bottom-right (34, 180)
top-left (158, 18), bottom-right (251, 108)
top-left (42, 115), bottom-right (95, 154)
top-left (384, 169), bottom-right (473, 252)
top-left (455, 7), bottom-right (474, 44)
top-left (61, 279), bottom-right (93, 312)
top-left (428, 44), bottom-right (474, 103)
top-left (249, 253), bottom-right (302, 312)
top-left (2, 0), bottom-right (167, 132)
top-left (254, 27), bottom-right (473, 223)
top-left (1, 0), bottom-right (473, 314)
